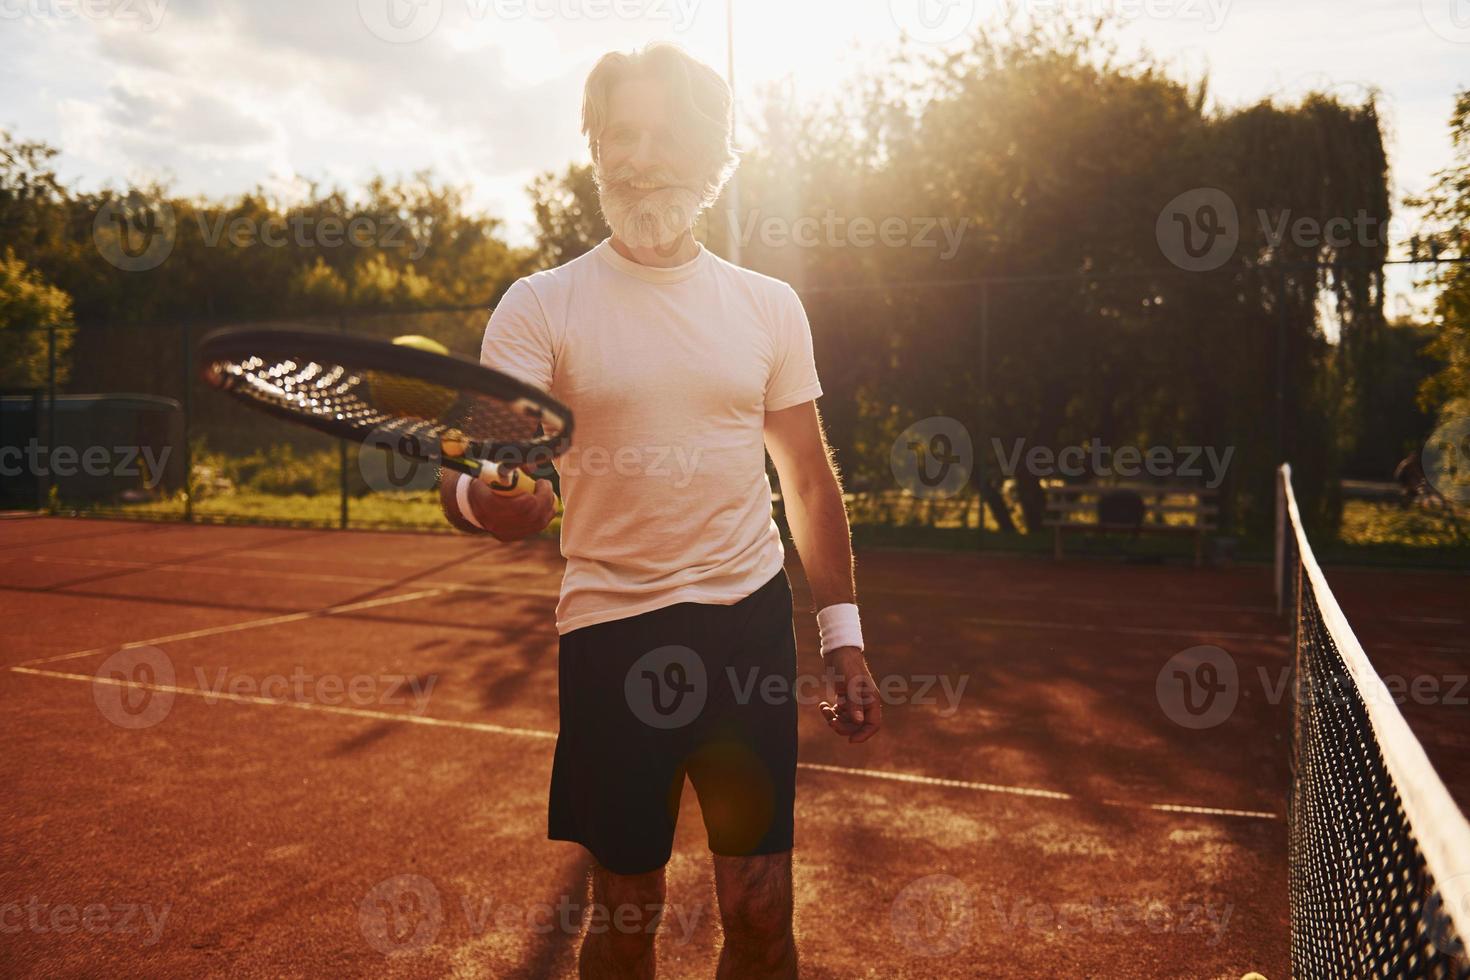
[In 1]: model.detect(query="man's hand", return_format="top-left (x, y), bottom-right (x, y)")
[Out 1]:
top-left (438, 470), bottom-right (556, 542)
top-left (819, 647), bottom-right (882, 743)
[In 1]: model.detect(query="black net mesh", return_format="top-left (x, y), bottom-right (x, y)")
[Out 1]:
top-left (1282, 470), bottom-right (1470, 979)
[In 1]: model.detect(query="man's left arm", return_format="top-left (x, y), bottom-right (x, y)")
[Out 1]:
top-left (765, 400), bottom-right (882, 743)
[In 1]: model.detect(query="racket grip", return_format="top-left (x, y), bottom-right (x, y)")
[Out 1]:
top-left (481, 462), bottom-right (562, 512)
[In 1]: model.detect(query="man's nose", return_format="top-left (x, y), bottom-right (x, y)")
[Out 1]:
top-left (628, 132), bottom-right (660, 173)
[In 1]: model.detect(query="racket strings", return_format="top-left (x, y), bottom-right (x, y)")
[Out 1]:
top-left (213, 356), bottom-right (555, 460)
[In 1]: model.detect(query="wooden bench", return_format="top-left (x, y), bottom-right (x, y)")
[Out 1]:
top-left (1043, 483), bottom-right (1218, 566)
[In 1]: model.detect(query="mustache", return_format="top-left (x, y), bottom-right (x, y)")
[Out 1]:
top-left (599, 164), bottom-right (697, 192)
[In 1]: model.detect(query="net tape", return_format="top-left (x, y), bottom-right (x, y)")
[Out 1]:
top-left (1280, 464), bottom-right (1470, 979)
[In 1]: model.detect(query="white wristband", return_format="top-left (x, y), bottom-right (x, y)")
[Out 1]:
top-left (817, 603), bottom-right (863, 656)
top-left (454, 472), bottom-right (486, 531)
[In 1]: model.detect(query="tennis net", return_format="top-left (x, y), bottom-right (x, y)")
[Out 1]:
top-left (1276, 463), bottom-right (1470, 978)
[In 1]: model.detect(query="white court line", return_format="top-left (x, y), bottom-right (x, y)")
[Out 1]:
top-left (12, 588), bottom-right (449, 669)
top-left (6, 666), bottom-right (1279, 822)
top-left (12, 666), bottom-right (555, 741)
top-left (952, 615), bottom-right (1286, 644)
top-left (30, 554), bottom-right (1280, 616)
top-left (23, 557), bottom-right (1279, 646)
top-left (28, 555), bottom-right (560, 597)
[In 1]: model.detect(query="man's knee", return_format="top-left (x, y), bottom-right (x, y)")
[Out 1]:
top-left (714, 853), bottom-right (794, 951)
top-left (587, 862), bottom-right (666, 959)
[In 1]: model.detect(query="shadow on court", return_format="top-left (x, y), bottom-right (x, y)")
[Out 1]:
top-left (1, 516), bottom-right (1464, 978)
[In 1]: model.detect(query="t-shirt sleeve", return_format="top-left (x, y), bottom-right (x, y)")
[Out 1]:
top-left (481, 278), bottom-right (554, 391)
top-left (764, 285), bottom-right (823, 411)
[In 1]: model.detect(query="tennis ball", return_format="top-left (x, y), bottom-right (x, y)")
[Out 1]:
top-left (365, 335), bottom-right (459, 420)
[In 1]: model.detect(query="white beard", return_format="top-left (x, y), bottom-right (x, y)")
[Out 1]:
top-left (596, 167), bottom-right (703, 250)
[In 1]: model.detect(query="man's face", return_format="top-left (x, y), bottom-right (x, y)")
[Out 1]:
top-left (595, 78), bottom-right (706, 250)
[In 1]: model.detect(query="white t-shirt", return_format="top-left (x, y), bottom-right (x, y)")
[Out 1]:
top-left (481, 238), bottom-right (824, 634)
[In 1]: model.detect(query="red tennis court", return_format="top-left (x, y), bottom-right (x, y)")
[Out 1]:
top-left (2, 514), bottom-right (1466, 978)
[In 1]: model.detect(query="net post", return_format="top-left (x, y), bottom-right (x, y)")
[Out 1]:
top-left (181, 321), bottom-right (193, 523)
top-left (976, 280), bottom-right (989, 551)
top-left (46, 323), bottom-right (56, 512)
top-left (1275, 464), bottom-right (1286, 615)
top-left (337, 315), bottom-right (349, 531)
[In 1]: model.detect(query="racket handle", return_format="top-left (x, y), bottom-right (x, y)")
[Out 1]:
top-left (479, 461), bottom-right (563, 513)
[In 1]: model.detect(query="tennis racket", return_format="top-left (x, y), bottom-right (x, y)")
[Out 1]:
top-left (197, 328), bottom-right (572, 501)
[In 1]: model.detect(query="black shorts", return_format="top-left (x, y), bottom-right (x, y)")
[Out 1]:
top-left (548, 568), bottom-right (799, 875)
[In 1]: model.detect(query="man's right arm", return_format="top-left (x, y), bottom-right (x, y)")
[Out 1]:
top-left (441, 278), bottom-right (560, 541)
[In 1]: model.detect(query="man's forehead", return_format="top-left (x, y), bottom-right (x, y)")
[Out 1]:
top-left (606, 78), bottom-right (669, 126)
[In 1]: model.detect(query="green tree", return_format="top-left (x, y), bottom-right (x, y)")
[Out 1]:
top-left (0, 248), bottom-right (74, 388)
top-left (528, 164), bottom-right (608, 268)
top-left (1415, 90), bottom-right (1470, 422)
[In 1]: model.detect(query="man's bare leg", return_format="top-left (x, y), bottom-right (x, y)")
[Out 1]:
top-left (712, 851), bottom-right (797, 979)
top-left (579, 861), bottom-right (665, 980)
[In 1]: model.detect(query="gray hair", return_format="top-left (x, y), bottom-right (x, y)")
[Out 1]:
top-left (581, 42), bottom-right (739, 208)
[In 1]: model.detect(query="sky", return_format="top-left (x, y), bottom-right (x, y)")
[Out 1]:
top-left (0, 0), bottom-right (1465, 314)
